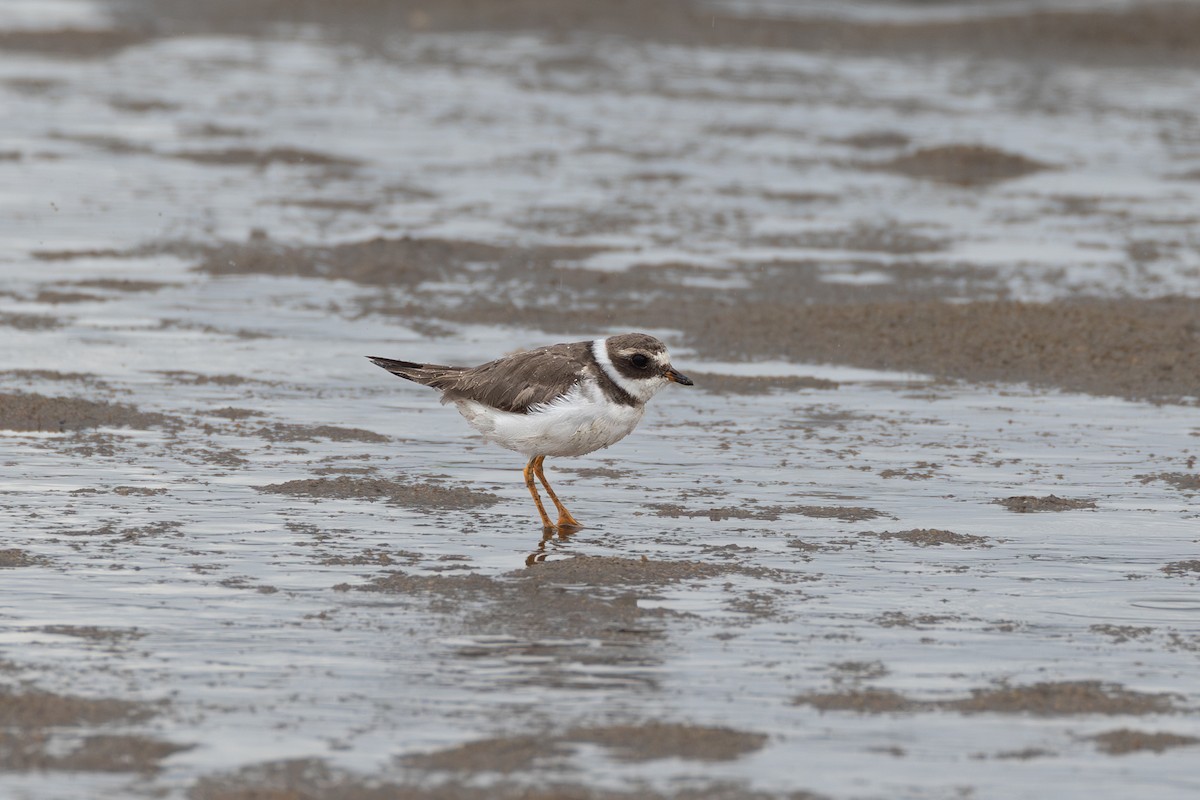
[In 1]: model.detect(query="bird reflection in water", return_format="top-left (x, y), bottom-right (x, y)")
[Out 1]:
top-left (525, 525), bottom-right (581, 567)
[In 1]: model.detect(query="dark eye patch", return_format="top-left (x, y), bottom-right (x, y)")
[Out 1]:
top-left (630, 353), bottom-right (650, 368)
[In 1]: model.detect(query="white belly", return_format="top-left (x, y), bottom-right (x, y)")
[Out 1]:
top-left (454, 382), bottom-right (645, 458)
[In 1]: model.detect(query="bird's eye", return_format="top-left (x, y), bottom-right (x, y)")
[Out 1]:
top-left (630, 353), bottom-right (649, 368)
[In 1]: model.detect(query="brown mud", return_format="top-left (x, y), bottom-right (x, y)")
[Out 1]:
top-left (793, 681), bottom-right (1185, 716)
top-left (0, 392), bottom-right (175, 432)
top-left (256, 476), bottom-right (500, 510)
top-left (107, 2), bottom-right (1200, 67)
top-left (994, 495), bottom-right (1098, 513)
top-left (190, 758), bottom-right (826, 800)
top-left (144, 233), bottom-right (1200, 404)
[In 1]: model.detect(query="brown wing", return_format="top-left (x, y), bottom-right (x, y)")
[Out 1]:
top-left (367, 357), bottom-right (466, 388)
top-left (438, 341), bottom-right (591, 413)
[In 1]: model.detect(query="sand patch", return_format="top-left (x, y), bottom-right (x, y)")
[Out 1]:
top-left (867, 529), bottom-right (991, 548)
top-left (566, 722), bottom-right (766, 762)
top-left (0, 392), bottom-right (174, 432)
top-left (688, 372), bottom-right (838, 395)
top-left (0, 688), bottom-right (153, 728)
top-left (0, 549), bottom-right (50, 568)
top-left (400, 736), bottom-right (567, 773)
top-left (0, 312), bottom-right (62, 330)
top-left (190, 757), bottom-right (810, 800)
top-left (994, 495), bottom-right (1096, 513)
top-left (794, 681), bottom-right (1182, 716)
top-left (1161, 561), bottom-right (1200, 577)
top-left (1088, 729), bottom-right (1200, 755)
top-left (869, 145), bottom-right (1051, 186)
top-left (175, 234), bottom-right (599, 287)
top-left (257, 476), bottom-right (499, 510)
top-left (0, 732), bottom-right (189, 773)
top-left (170, 146), bottom-right (361, 169)
top-left (1139, 472), bottom-right (1200, 493)
top-left (652, 503), bottom-right (884, 522)
top-left (251, 423), bottom-right (389, 443)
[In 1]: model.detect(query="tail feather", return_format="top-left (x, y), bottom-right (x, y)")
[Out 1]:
top-left (367, 356), bottom-right (464, 389)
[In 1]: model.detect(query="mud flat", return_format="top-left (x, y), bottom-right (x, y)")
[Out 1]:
top-left (2, 1), bottom-right (1200, 799)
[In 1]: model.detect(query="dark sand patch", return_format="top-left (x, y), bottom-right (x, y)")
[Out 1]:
top-left (795, 681), bottom-right (1181, 716)
top-left (1089, 729), bottom-right (1200, 755)
top-left (190, 758), bottom-right (817, 800)
top-left (317, 548), bottom-right (417, 567)
top-left (176, 234), bottom-right (599, 287)
top-left (867, 529), bottom-right (990, 548)
top-left (794, 687), bottom-right (915, 714)
top-left (877, 463), bottom-right (940, 480)
top-left (0, 688), bottom-right (152, 728)
top-left (566, 722), bottom-right (766, 762)
top-left (946, 682), bottom-right (1180, 716)
top-left (157, 371), bottom-right (255, 386)
top-left (114, 1), bottom-right (1200, 68)
top-left (257, 476), bottom-right (499, 510)
top-left (1139, 472), bottom-right (1200, 493)
top-left (1090, 624), bottom-right (1154, 643)
top-left (400, 735), bottom-right (568, 773)
top-left (252, 422), bottom-right (389, 443)
top-left (513, 554), bottom-right (731, 586)
top-left (109, 95), bottom-right (179, 112)
top-left (874, 612), bottom-right (958, 629)
top-left (344, 571), bottom-right (497, 597)
top-left (758, 222), bottom-right (949, 254)
top-left (0, 393), bottom-right (174, 432)
top-left (30, 248), bottom-right (127, 261)
top-left (675, 298), bottom-right (1200, 405)
top-left (1161, 561), bottom-right (1200, 577)
top-left (868, 145), bottom-right (1051, 186)
top-left (72, 278), bottom-right (174, 292)
top-left (34, 289), bottom-right (107, 304)
top-left (0, 732), bottom-right (189, 773)
top-left (0, 312), bottom-right (62, 330)
top-left (0, 29), bottom-right (150, 58)
top-left (828, 661), bottom-right (889, 681)
top-left (0, 549), bottom-right (50, 568)
top-left (0, 369), bottom-right (108, 385)
top-left (59, 521), bottom-right (184, 541)
top-left (980, 748), bottom-right (1055, 760)
top-left (688, 372), bottom-right (838, 395)
top-left (994, 495), bottom-right (1096, 513)
top-left (204, 406), bottom-right (261, 420)
top-left (277, 198), bottom-right (379, 212)
top-left (112, 485), bottom-right (167, 496)
top-left (831, 131), bottom-right (910, 150)
top-left (560, 466), bottom-right (629, 479)
top-left (652, 503), bottom-right (884, 522)
top-left (171, 147), bottom-right (360, 169)
top-left (35, 625), bottom-right (144, 642)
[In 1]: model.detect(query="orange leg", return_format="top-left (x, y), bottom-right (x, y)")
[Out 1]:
top-left (523, 457), bottom-right (555, 531)
top-left (532, 455), bottom-right (582, 530)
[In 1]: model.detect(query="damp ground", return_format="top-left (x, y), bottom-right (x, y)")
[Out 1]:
top-left (2, 1), bottom-right (1200, 799)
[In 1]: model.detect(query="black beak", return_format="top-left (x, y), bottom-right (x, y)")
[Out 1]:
top-left (665, 366), bottom-right (694, 386)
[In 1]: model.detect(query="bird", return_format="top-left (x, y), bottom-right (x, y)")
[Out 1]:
top-left (368, 333), bottom-right (693, 532)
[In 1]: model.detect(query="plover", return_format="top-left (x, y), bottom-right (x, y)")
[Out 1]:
top-left (368, 333), bottom-right (693, 531)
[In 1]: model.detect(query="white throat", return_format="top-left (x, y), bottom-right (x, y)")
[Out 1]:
top-left (591, 338), bottom-right (664, 404)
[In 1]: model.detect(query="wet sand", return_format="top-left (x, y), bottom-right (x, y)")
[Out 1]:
top-left (2, 1), bottom-right (1200, 798)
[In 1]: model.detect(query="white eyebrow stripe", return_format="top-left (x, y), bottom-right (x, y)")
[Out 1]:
top-left (592, 338), bottom-right (644, 398)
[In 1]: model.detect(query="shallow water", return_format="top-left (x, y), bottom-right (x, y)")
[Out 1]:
top-left (2, 1), bottom-right (1200, 798)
